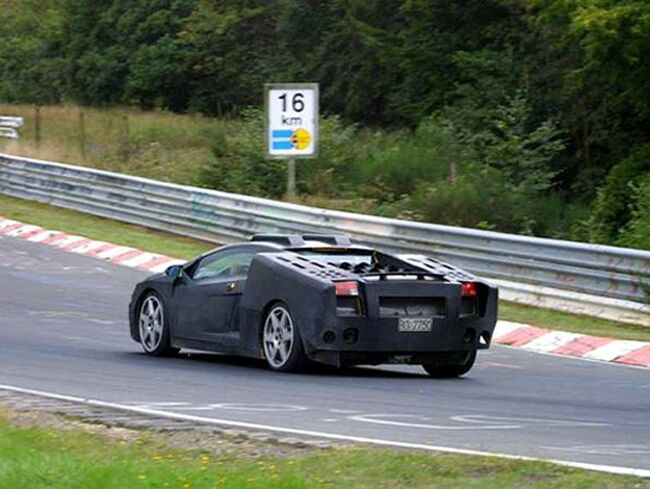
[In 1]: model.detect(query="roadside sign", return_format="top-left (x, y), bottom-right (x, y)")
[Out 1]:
top-left (265, 83), bottom-right (318, 158)
top-left (0, 116), bottom-right (23, 139)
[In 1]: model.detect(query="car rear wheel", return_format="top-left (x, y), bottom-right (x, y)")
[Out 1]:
top-left (422, 350), bottom-right (476, 378)
top-left (262, 303), bottom-right (307, 372)
top-left (138, 292), bottom-right (179, 357)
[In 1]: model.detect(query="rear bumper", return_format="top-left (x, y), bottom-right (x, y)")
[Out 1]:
top-left (299, 281), bottom-right (498, 366)
top-left (304, 314), bottom-right (496, 354)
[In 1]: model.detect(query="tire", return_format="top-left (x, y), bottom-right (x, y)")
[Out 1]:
top-left (138, 291), bottom-right (179, 357)
top-left (262, 303), bottom-right (307, 372)
top-left (422, 350), bottom-right (476, 378)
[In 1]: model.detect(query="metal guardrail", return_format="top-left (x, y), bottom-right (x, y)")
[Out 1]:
top-left (1, 153), bottom-right (649, 310)
top-left (0, 117), bottom-right (24, 139)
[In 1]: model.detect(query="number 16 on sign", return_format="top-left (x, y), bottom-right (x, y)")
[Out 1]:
top-left (265, 83), bottom-right (319, 198)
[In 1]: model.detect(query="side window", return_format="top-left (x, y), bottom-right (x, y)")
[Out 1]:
top-left (192, 248), bottom-right (258, 281)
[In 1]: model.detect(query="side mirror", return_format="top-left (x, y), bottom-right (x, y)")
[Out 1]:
top-left (165, 265), bottom-right (184, 280)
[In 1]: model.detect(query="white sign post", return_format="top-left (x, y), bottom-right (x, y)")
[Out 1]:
top-left (265, 83), bottom-right (319, 199)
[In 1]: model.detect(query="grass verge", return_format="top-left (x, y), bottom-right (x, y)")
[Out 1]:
top-left (0, 409), bottom-right (647, 489)
top-left (2, 193), bottom-right (648, 341)
top-left (0, 194), bottom-right (213, 259)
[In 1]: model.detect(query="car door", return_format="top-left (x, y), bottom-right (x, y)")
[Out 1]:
top-left (172, 245), bottom-right (267, 342)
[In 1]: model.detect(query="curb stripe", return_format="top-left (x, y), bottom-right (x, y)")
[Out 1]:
top-left (140, 255), bottom-right (178, 272)
top-left (495, 326), bottom-right (550, 347)
top-left (108, 249), bottom-right (145, 264)
top-left (583, 340), bottom-right (650, 362)
top-left (43, 234), bottom-right (77, 246)
top-left (7, 224), bottom-right (41, 237)
top-left (17, 227), bottom-right (47, 240)
top-left (520, 331), bottom-right (585, 353)
top-left (95, 246), bottom-right (137, 260)
top-left (39, 231), bottom-right (68, 245)
top-left (0, 222), bottom-right (24, 234)
top-left (553, 336), bottom-right (613, 357)
top-left (492, 321), bottom-right (524, 340)
top-left (51, 236), bottom-right (88, 249)
top-left (615, 345), bottom-right (650, 366)
top-left (149, 258), bottom-right (185, 274)
top-left (61, 238), bottom-right (93, 251)
top-left (69, 240), bottom-right (110, 255)
top-left (119, 252), bottom-right (162, 268)
top-left (26, 230), bottom-right (60, 242)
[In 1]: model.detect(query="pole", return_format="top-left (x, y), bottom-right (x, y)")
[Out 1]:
top-left (79, 110), bottom-right (86, 161)
top-left (287, 158), bottom-right (296, 200)
top-left (121, 114), bottom-right (130, 163)
top-left (34, 106), bottom-right (41, 149)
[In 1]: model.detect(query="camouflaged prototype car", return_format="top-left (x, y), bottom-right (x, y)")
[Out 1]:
top-left (129, 234), bottom-right (498, 377)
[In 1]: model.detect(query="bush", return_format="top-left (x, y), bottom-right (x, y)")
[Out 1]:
top-left (199, 110), bottom-right (286, 198)
top-left (401, 166), bottom-right (525, 232)
top-left (590, 145), bottom-right (650, 244)
top-left (616, 175), bottom-right (650, 250)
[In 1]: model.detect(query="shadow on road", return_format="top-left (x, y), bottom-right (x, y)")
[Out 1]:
top-left (120, 350), bottom-right (450, 380)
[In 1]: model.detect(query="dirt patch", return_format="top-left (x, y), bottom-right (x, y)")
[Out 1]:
top-left (0, 404), bottom-right (323, 459)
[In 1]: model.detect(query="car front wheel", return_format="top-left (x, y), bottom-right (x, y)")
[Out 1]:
top-left (138, 292), bottom-right (178, 357)
top-left (262, 303), bottom-right (307, 372)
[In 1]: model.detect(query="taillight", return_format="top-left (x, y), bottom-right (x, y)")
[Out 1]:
top-left (461, 282), bottom-right (477, 297)
top-left (334, 281), bottom-right (359, 296)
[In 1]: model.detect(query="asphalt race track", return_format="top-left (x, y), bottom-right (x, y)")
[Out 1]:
top-left (1, 235), bottom-right (649, 473)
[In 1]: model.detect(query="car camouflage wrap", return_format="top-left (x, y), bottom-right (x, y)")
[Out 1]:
top-left (129, 234), bottom-right (498, 375)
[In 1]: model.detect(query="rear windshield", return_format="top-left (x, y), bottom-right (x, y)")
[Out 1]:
top-left (296, 250), bottom-right (374, 271)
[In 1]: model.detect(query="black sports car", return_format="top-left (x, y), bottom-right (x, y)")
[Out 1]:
top-left (129, 234), bottom-right (498, 377)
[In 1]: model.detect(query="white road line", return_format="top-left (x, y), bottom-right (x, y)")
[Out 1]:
top-left (583, 340), bottom-right (649, 362)
top-left (0, 383), bottom-right (648, 478)
top-left (520, 331), bottom-right (585, 353)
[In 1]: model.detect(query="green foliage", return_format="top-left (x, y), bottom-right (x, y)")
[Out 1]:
top-left (590, 145), bottom-right (650, 244)
top-left (62, 0), bottom-right (196, 107)
top-left (1, 0), bottom-right (649, 248)
top-left (616, 175), bottom-right (650, 250)
top-left (0, 0), bottom-right (66, 104)
top-left (182, 0), bottom-right (280, 115)
top-left (199, 110), bottom-right (286, 198)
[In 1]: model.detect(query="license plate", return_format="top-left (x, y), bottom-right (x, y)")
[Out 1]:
top-left (398, 317), bottom-right (433, 333)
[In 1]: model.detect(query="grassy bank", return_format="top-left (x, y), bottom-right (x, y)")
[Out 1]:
top-left (2, 193), bottom-right (648, 341)
top-left (0, 104), bottom-right (217, 185)
top-left (1, 409), bottom-right (647, 489)
top-left (0, 103), bottom-right (604, 245)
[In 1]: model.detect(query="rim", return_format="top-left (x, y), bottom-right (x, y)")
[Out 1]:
top-left (263, 306), bottom-right (294, 368)
top-left (139, 295), bottom-right (164, 352)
